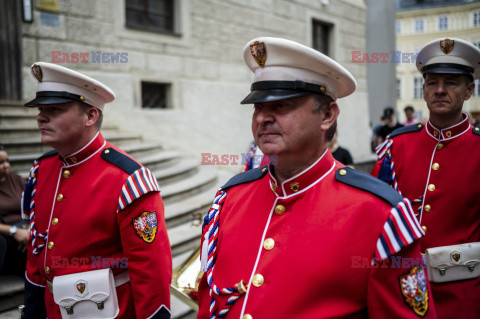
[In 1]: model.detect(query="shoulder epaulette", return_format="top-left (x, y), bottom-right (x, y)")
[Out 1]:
top-left (388, 123), bottom-right (423, 139)
top-left (335, 167), bottom-right (403, 206)
top-left (101, 147), bottom-right (141, 174)
top-left (37, 149), bottom-right (58, 161)
top-left (221, 166), bottom-right (269, 191)
top-left (473, 127), bottom-right (480, 136)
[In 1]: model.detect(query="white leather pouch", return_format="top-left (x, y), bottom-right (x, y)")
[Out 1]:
top-left (424, 242), bottom-right (480, 283)
top-left (52, 268), bottom-right (119, 318)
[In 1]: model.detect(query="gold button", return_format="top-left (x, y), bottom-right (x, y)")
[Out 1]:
top-left (387, 149), bottom-right (391, 154)
top-left (424, 205), bottom-right (431, 213)
top-left (263, 238), bottom-right (275, 250)
top-left (422, 226), bottom-right (427, 232)
top-left (80, 96), bottom-right (85, 101)
top-left (320, 86), bottom-right (326, 93)
top-left (274, 205), bottom-right (286, 215)
top-left (262, 168), bottom-right (266, 173)
top-left (432, 163), bottom-right (439, 170)
top-left (290, 182), bottom-right (299, 192)
top-left (63, 170), bottom-right (71, 178)
top-left (428, 184), bottom-right (435, 192)
top-left (475, 127), bottom-right (480, 132)
top-left (437, 143), bottom-right (444, 150)
top-left (52, 218), bottom-right (59, 226)
top-left (48, 241), bottom-right (54, 249)
top-left (104, 149), bottom-right (110, 154)
top-left (252, 274), bottom-right (264, 287)
top-left (243, 315), bottom-right (253, 319)
top-left (45, 266), bottom-right (50, 274)
top-left (70, 157), bottom-right (77, 164)
top-left (417, 124), bottom-right (422, 128)
top-left (434, 131), bottom-right (438, 137)
top-left (339, 169), bottom-right (347, 176)
top-left (57, 194), bottom-right (64, 201)
top-left (445, 131), bottom-right (452, 138)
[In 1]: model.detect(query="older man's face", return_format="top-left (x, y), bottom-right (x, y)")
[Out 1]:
top-left (251, 95), bottom-right (325, 160)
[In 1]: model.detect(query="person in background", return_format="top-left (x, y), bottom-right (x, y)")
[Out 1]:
top-left (377, 107), bottom-right (404, 142)
top-left (0, 145), bottom-right (29, 276)
top-left (197, 36), bottom-right (436, 319)
top-left (22, 62), bottom-right (171, 319)
top-left (329, 133), bottom-right (354, 168)
top-left (371, 37), bottom-right (480, 319)
top-left (401, 105), bottom-right (420, 126)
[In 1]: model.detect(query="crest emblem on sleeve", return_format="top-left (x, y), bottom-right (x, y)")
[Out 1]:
top-left (440, 38), bottom-right (454, 55)
top-left (132, 211), bottom-right (158, 243)
top-left (250, 41), bottom-right (267, 67)
top-left (399, 266), bottom-right (429, 317)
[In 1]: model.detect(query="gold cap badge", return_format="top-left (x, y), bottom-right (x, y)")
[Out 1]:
top-left (250, 41), bottom-right (267, 68)
top-left (32, 64), bottom-right (43, 82)
top-left (440, 38), bottom-right (454, 55)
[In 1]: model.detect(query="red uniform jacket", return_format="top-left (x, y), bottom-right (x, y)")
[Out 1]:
top-left (371, 116), bottom-right (480, 318)
top-left (198, 150), bottom-right (436, 319)
top-left (23, 132), bottom-right (172, 319)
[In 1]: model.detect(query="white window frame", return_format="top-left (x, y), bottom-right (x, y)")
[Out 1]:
top-left (413, 77), bottom-right (423, 99)
top-left (437, 15), bottom-right (449, 31)
top-left (396, 20), bottom-right (402, 35)
top-left (397, 78), bottom-right (402, 100)
top-left (473, 11), bottom-right (480, 27)
top-left (414, 18), bottom-right (425, 33)
top-left (474, 79), bottom-right (480, 97)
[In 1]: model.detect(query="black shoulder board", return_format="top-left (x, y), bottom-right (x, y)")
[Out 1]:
top-left (389, 123), bottom-right (423, 139)
top-left (473, 127), bottom-right (480, 136)
top-left (37, 149), bottom-right (58, 161)
top-left (101, 147), bottom-right (141, 175)
top-left (335, 167), bottom-right (403, 206)
top-left (221, 166), bottom-right (269, 191)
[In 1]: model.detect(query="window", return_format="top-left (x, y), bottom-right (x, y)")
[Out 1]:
top-left (396, 78), bottom-right (402, 100)
top-left (126, 0), bottom-right (175, 34)
top-left (141, 82), bottom-right (171, 109)
top-left (312, 20), bottom-right (332, 55)
top-left (473, 11), bottom-right (480, 27)
top-left (413, 77), bottom-right (423, 99)
top-left (414, 18), bottom-right (425, 33)
top-left (396, 20), bottom-right (402, 35)
top-left (474, 79), bottom-right (480, 97)
top-left (438, 16), bottom-right (448, 31)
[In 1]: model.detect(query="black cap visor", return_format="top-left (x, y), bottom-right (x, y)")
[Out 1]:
top-left (241, 89), bottom-right (311, 104)
top-left (24, 91), bottom-right (86, 107)
top-left (240, 80), bottom-right (326, 104)
top-left (421, 63), bottom-right (474, 77)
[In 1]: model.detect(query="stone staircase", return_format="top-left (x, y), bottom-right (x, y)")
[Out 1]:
top-left (0, 101), bottom-right (232, 318)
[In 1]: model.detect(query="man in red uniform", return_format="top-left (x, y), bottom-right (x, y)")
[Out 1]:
top-left (372, 38), bottom-right (480, 318)
top-left (22, 62), bottom-right (172, 318)
top-left (197, 37), bottom-right (437, 319)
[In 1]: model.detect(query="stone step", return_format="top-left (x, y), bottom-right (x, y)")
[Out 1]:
top-left (161, 166), bottom-right (218, 203)
top-left (0, 133), bottom-right (144, 154)
top-left (168, 222), bottom-right (202, 257)
top-left (0, 275), bottom-right (24, 313)
top-left (153, 158), bottom-right (199, 185)
top-left (10, 149), bottom-right (182, 179)
top-left (0, 111), bottom-right (37, 127)
top-left (0, 101), bottom-right (34, 113)
top-left (0, 125), bottom-right (119, 140)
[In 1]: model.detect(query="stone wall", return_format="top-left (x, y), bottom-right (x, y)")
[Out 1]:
top-left (21, 0), bottom-right (373, 171)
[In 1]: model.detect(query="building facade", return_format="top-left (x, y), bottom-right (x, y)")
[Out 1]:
top-left (4, 0), bottom-right (372, 165)
top-left (396, 0), bottom-right (480, 122)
